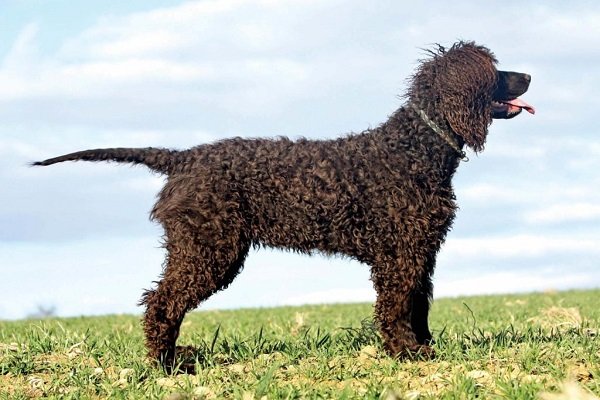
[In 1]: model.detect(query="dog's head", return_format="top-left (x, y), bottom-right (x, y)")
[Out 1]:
top-left (408, 41), bottom-right (534, 152)
top-left (492, 71), bottom-right (535, 119)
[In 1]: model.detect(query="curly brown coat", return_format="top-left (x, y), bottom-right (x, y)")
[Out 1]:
top-left (34, 41), bottom-right (533, 370)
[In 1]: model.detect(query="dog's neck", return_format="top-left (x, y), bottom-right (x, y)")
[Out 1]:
top-left (377, 106), bottom-right (464, 184)
top-left (409, 103), bottom-right (468, 162)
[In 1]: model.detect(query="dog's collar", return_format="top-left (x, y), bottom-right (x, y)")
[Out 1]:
top-left (410, 103), bottom-right (468, 162)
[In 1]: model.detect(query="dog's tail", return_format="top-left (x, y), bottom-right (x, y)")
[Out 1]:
top-left (31, 147), bottom-right (179, 174)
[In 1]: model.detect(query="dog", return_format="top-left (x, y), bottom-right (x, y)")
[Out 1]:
top-left (33, 41), bottom-right (534, 369)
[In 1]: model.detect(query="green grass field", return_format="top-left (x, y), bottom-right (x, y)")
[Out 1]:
top-left (1, 289), bottom-right (599, 399)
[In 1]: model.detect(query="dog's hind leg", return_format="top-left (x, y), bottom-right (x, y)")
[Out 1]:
top-left (140, 221), bottom-right (249, 371)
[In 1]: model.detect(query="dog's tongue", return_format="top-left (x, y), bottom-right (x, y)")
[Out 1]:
top-left (505, 98), bottom-right (535, 114)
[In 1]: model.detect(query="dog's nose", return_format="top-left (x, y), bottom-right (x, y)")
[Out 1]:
top-left (523, 74), bottom-right (531, 83)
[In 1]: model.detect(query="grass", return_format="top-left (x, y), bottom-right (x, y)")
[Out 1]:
top-left (0, 289), bottom-right (599, 399)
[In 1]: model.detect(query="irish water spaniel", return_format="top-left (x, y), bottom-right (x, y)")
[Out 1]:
top-left (34, 41), bottom-right (534, 369)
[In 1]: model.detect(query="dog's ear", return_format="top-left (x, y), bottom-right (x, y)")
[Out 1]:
top-left (435, 43), bottom-right (497, 152)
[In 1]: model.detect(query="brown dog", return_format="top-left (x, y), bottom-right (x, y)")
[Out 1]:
top-left (34, 41), bottom-right (533, 370)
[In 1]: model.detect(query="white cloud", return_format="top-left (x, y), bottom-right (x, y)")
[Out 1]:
top-left (284, 288), bottom-right (375, 306)
top-left (442, 234), bottom-right (600, 259)
top-left (1, 23), bottom-right (39, 70)
top-left (460, 184), bottom-right (524, 204)
top-left (66, 0), bottom-right (250, 59)
top-left (484, 141), bottom-right (547, 160)
top-left (0, 138), bottom-right (40, 159)
top-left (435, 269), bottom-right (593, 298)
top-left (253, 267), bottom-right (595, 307)
top-left (525, 202), bottom-right (600, 224)
top-left (460, 181), bottom-right (600, 208)
top-left (61, 59), bottom-right (213, 84)
top-left (88, 30), bottom-right (193, 59)
top-left (118, 176), bottom-right (165, 193)
top-left (6, 1), bottom-right (594, 113)
top-left (0, 237), bottom-right (163, 319)
top-left (0, 2), bottom-right (319, 107)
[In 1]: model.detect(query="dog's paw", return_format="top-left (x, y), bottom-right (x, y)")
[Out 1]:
top-left (172, 345), bottom-right (199, 374)
top-left (390, 344), bottom-right (435, 361)
top-left (155, 345), bottom-right (199, 374)
top-left (405, 344), bottom-right (435, 360)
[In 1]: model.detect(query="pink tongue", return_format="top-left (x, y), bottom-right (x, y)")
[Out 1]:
top-left (505, 98), bottom-right (535, 114)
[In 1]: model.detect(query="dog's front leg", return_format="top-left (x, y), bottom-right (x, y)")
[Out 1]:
top-left (370, 255), bottom-right (435, 359)
top-left (410, 251), bottom-right (438, 345)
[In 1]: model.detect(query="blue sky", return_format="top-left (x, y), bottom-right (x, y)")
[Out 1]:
top-left (1, 0), bottom-right (599, 319)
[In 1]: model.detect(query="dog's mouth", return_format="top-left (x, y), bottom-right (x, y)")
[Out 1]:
top-left (492, 98), bottom-right (535, 119)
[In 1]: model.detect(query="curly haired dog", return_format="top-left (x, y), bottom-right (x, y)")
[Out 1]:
top-left (34, 41), bottom-right (534, 369)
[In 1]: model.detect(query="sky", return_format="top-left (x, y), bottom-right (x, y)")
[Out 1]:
top-left (1, 0), bottom-right (599, 319)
